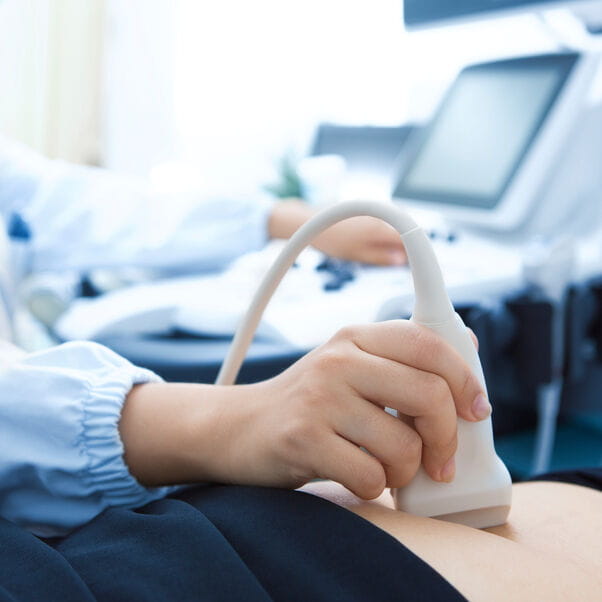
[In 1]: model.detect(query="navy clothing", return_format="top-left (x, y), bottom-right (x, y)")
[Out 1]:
top-left (1, 485), bottom-right (466, 602)
top-left (530, 467), bottom-right (602, 491)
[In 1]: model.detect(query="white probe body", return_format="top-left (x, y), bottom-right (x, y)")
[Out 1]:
top-left (217, 201), bottom-right (512, 528)
top-left (397, 315), bottom-right (512, 527)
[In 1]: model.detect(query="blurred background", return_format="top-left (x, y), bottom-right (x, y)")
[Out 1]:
top-left (0, 0), bottom-right (564, 193)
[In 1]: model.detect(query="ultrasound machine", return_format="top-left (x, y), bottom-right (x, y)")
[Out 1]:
top-left (392, 52), bottom-right (602, 241)
top-left (387, 0), bottom-right (602, 477)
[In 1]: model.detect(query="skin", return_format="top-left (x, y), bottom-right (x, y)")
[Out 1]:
top-left (300, 480), bottom-right (602, 601)
top-left (268, 199), bottom-right (408, 266)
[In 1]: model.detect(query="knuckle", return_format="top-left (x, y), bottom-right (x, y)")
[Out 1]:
top-left (354, 460), bottom-right (386, 499)
top-left (401, 428), bottom-right (423, 466)
top-left (389, 463), bottom-right (419, 488)
top-left (333, 324), bottom-right (362, 343)
top-left (280, 417), bottom-right (320, 454)
top-left (361, 407), bottom-right (387, 433)
top-left (385, 427), bottom-right (422, 488)
top-left (313, 345), bottom-right (349, 375)
top-left (397, 323), bottom-right (442, 369)
top-left (389, 436), bottom-right (422, 487)
top-left (423, 373), bottom-right (450, 409)
top-left (295, 376), bottom-right (328, 408)
top-left (408, 323), bottom-right (443, 359)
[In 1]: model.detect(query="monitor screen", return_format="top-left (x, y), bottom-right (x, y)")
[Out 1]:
top-left (392, 53), bottom-right (579, 210)
top-left (404, 0), bottom-right (584, 28)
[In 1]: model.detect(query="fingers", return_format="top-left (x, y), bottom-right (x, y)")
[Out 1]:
top-left (360, 221), bottom-right (407, 265)
top-left (339, 351), bottom-right (458, 482)
top-left (467, 328), bottom-right (479, 350)
top-left (311, 434), bottom-right (387, 500)
top-left (280, 319), bottom-right (485, 493)
top-left (359, 245), bottom-right (407, 266)
top-left (313, 216), bottom-right (407, 266)
top-left (338, 321), bottom-right (490, 423)
top-left (336, 396), bottom-right (423, 487)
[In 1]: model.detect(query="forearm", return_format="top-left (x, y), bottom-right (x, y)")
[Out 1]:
top-left (119, 382), bottom-right (244, 486)
top-left (267, 198), bottom-right (407, 265)
top-left (268, 199), bottom-right (313, 240)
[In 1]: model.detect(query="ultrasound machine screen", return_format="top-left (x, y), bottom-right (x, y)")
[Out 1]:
top-left (392, 54), bottom-right (578, 211)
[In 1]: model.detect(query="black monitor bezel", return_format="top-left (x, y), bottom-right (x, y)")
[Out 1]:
top-left (391, 53), bottom-right (580, 210)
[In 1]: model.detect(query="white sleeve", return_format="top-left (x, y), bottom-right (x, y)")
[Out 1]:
top-left (0, 341), bottom-right (176, 537)
top-left (0, 135), bottom-right (273, 273)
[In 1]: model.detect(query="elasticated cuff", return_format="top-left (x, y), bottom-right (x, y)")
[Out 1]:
top-left (79, 366), bottom-right (175, 508)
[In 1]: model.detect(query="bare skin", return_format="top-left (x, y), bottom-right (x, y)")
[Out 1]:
top-left (268, 199), bottom-right (407, 266)
top-left (300, 480), bottom-right (602, 601)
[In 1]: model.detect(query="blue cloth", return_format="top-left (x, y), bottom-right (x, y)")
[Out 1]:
top-left (0, 341), bottom-right (172, 537)
top-left (530, 467), bottom-right (602, 491)
top-left (0, 135), bottom-right (273, 274)
top-left (0, 485), bottom-right (465, 601)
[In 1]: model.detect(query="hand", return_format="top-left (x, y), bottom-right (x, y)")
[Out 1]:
top-left (120, 321), bottom-right (489, 500)
top-left (312, 215), bottom-right (407, 266)
top-left (268, 200), bottom-right (407, 266)
top-left (216, 321), bottom-right (488, 499)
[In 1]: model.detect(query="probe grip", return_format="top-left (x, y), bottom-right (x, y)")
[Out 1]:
top-left (393, 312), bottom-right (512, 527)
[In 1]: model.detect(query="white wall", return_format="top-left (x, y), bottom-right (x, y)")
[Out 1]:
top-left (102, 0), bottom-right (176, 176)
top-left (0, 1), bottom-right (575, 180)
top-left (171, 0), bottom-right (409, 196)
top-left (102, 0), bottom-right (409, 193)
top-left (101, 1), bottom-right (566, 197)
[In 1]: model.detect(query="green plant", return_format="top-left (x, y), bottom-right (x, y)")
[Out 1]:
top-left (264, 153), bottom-right (305, 199)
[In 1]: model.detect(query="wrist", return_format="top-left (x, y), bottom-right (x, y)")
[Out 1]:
top-left (120, 381), bottom-right (272, 488)
top-left (268, 199), bottom-right (314, 240)
top-left (180, 383), bottom-right (261, 485)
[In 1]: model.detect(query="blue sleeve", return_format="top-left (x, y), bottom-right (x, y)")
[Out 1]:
top-left (0, 135), bottom-right (272, 274)
top-left (0, 341), bottom-right (175, 537)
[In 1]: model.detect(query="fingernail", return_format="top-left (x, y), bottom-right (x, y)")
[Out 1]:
top-left (440, 456), bottom-right (456, 482)
top-left (472, 394), bottom-right (491, 420)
